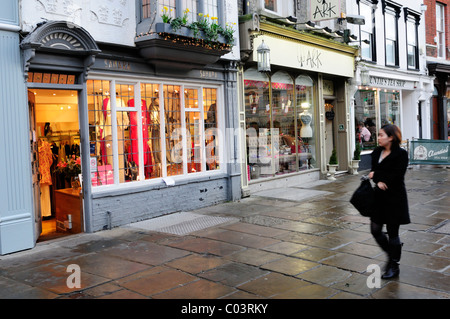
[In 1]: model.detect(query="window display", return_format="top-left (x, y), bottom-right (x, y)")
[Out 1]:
top-left (354, 88), bottom-right (401, 150)
top-left (244, 68), bottom-right (316, 181)
top-left (87, 80), bottom-right (220, 187)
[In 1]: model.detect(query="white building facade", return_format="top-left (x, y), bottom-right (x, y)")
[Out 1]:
top-left (344, 0), bottom-right (434, 168)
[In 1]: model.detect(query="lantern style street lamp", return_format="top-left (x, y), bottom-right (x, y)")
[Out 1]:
top-left (257, 40), bottom-right (271, 72)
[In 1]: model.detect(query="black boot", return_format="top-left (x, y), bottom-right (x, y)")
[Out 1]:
top-left (382, 243), bottom-right (402, 279)
top-left (374, 233), bottom-right (389, 270)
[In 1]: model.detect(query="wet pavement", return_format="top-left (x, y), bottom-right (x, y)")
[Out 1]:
top-left (0, 166), bottom-right (449, 301)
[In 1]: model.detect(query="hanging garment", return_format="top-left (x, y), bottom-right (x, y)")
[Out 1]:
top-left (128, 99), bottom-right (153, 176)
top-left (39, 140), bottom-right (53, 185)
top-left (40, 184), bottom-right (51, 217)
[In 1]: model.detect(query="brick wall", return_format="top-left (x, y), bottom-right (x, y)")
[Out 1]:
top-left (424, 0), bottom-right (450, 60)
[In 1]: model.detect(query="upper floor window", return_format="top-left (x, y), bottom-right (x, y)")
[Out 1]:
top-left (260, 0), bottom-right (293, 17)
top-left (405, 9), bottom-right (419, 70)
top-left (360, 1), bottom-right (375, 62)
top-left (384, 3), bottom-right (399, 67)
top-left (436, 3), bottom-right (446, 59)
top-left (142, 1), bottom-right (220, 24)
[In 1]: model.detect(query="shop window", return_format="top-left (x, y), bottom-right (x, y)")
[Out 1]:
top-left (380, 90), bottom-right (400, 127)
top-left (164, 84), bottom-right (183, 176)
top-left (141, 83), bottom-right (162, 179)
top-left (203, 87), bottom-right (219, 171)
top-left (244, 68), bottom-right (270, 180)
top-left (88, 80), bottom-right (221, 187)
top-left (354, 89), bottom-right (377, 150)
top-left (87, 80), bottom-right (115, 186)
top-left (244, 68), bottom-right (316, 181)
top-left (295, 75), bottom-right (316, 170)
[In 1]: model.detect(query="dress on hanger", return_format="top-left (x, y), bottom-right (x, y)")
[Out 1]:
top-left (128, 99), bottom-right (153, 177)
top-left (39, 140), bottom-right (53, 217)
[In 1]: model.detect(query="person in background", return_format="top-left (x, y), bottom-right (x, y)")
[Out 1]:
top-left (368, 124), bottom-right (410, 279)
top-left (358, 122), bottom-right (371, 143)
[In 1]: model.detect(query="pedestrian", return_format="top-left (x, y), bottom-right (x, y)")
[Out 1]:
top-left (358, 122), bottom-right (371, 143)
top-left (368, 124), bottom-right (410, 279)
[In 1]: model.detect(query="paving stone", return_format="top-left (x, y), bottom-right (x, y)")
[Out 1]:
top-left (401, 251), bottom-right (450, 272)
top-left (102, 241), bottom-right (190, 265)
top-left (330, 273), bottom-right (382, 296)
top-left (273, 283), bottom-right (338, 299)
top-left (262, 241), bottom-right (309, 255)
top-left (167, 237), bottom-right (245, 256)
top-left (335, 242), bottom-right (385, 258)
top-left (237, 273), bottom-right (310, 298)
top-left (296, 265), bottom-right (352, 287)
top-left (222, 222), bottom-right (290, 238)
top-left (200, 229), bottom-right (281, 249)
top-left (119, 268), bottom-right (196, 297)
top-left (58, 254), bottom-right (149, 280)
top-left (198, 262), bottom-right (269, 286)
top-left (321, 253), bottom-right (378, 273)
top-left (261, 256), bottom-right (319, 276)
top-left (152, 279), bottom-right (235, 299)
top-left (292, 247), bottom-right (339, 262)
top-left (225, 248), bottom-right (283, 266)
top-left (165, 254), bottom-right (230, 274)
top-left (372, 281), bottom-right (450, 299)
top-left (7, 263), bottom-right (109, 295)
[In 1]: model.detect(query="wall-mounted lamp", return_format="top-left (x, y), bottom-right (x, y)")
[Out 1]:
top-left (360, 65), bottom-right (370, 86)
top-left (338, 14), bottom-right (366, 25)
top-left (257, 40), bottom-right (271, 72)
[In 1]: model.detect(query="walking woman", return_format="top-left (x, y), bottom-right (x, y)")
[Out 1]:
top-left (368, 124), bottom-right (410, 279)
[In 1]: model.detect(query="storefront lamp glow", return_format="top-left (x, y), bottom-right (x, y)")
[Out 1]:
top-left (301, 102), bottom-right (310, 109)
top-left (257, 40), bottom-right (271, 72)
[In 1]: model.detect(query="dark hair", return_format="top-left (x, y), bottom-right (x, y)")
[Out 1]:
top-left (381, 124), bottom-right (402, 148)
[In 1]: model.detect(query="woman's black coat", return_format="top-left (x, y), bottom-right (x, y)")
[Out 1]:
top-left (370, 146), bottom-right (410, 225)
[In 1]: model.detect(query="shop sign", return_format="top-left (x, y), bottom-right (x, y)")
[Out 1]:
top-left (253, 36), bottom-right (354, 78)
top-left (410, 139), bottom-right (450, 165)
top-left (310, 0), bottom-right (341, 22)
top-left (103, 59), bottom-right (131, 71)
top-left (368, 76), bottom-right (414, 89)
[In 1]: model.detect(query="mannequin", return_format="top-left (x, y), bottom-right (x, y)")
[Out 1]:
top-left (38, 139), bottom-right (53, 218)
top-left (128, 99), bottom-right (153, 178)
top-left (299, 103), bottom-right (312, 138)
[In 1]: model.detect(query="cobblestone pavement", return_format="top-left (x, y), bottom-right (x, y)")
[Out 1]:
top-left (0, 166), bottom-right (448, 301)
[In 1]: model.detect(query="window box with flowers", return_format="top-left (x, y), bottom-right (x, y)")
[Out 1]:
top-left (135, 7), bottom-right (236, 71)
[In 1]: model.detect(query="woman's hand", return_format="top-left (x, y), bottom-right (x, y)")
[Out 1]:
top-left (377, 182), bottom-right (388, 191)
top-left (368, 171), bottom-right (374, 179)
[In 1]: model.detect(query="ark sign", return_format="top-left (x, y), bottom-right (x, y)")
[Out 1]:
top-left (310, 0), bottom-right (341, 22)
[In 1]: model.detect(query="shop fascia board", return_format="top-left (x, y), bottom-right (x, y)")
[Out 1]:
top-left (359, 63), bottom-right (428, 83)
top-left (258, 22), bottom-right (358, 57)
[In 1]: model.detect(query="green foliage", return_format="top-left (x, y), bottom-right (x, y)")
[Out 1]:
top-left (329, 148), bottom-right (338, 165)
top-left (161, 10), bottom-right (236, 47)
top-left (353, 143), bottom-right (361, 160)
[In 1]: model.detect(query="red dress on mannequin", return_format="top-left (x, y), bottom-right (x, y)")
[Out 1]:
top-left (128, 99), bottom-right (153, 177)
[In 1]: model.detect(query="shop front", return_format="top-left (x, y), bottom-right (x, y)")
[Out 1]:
top-left (239, 19), bottom-right (358, 194)
top-left (352, 65), bottom-right (434, 169)
top-left (1, 19), bottom-right (239, 254)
